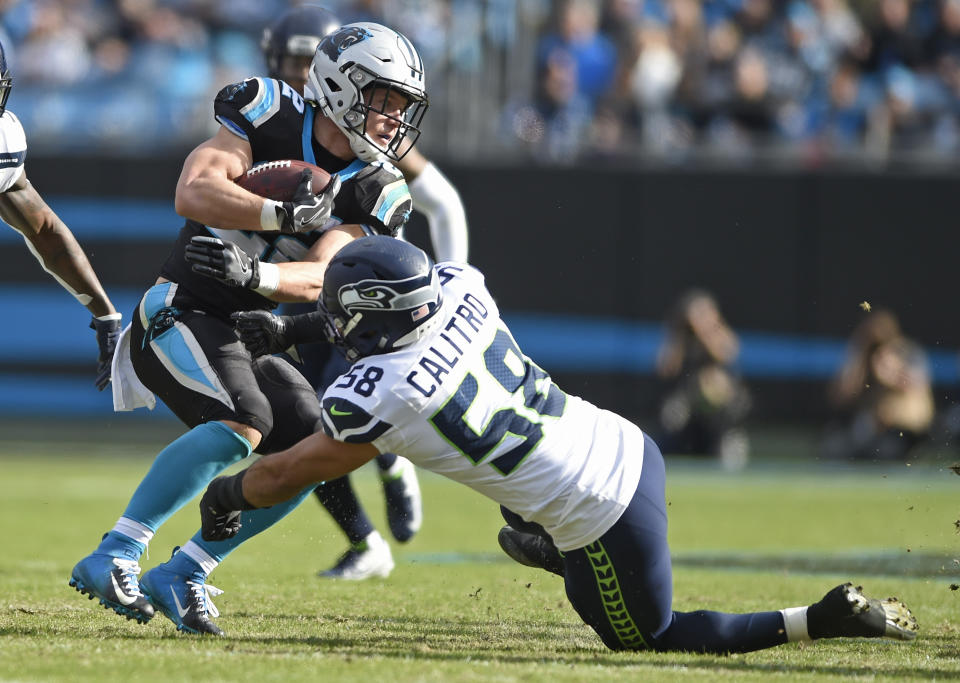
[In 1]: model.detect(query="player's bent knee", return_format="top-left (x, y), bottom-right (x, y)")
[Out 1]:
top-left (221, 419), bottom-right (263, 451)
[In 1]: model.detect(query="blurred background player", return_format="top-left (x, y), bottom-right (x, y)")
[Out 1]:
top-left (654, 289), bottom-right (751, 470)
top-left (822, 308), bottom-right (934, 461)
top-left (69, 21), bottom-right (427, 634)
top-left (0, 38), bottom-right (120, 390)
top-left (261, 4), bottom-right (470, 579)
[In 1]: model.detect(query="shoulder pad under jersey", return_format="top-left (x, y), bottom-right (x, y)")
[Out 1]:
top-left (320, 394), bottom-right (393, 444)
top-left (214, 77), bottom-right (305, 142)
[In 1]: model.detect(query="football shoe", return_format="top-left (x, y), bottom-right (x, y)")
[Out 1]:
top-left (140, 550), bottom-right (224, 636)
top-left (381, 456), bottom-right (422, 543)
top-left (807, 582), bottom-right (919, 641)
top-left (69, 553), bottom-right (155, 623)
top-left (319, 530), bottom-right (394, 580)
top-left (497, 526), bottom-right (565, 577)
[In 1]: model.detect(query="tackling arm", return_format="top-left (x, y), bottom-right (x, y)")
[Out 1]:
top-left (0, 171), bottom-right (117, 318)
top-left (200, 432), bottom-right (378, 540)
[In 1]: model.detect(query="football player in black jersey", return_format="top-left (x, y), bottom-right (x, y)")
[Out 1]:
top-left (262, 4), bottom-right (470, 580)
top-left (70, 21), bottom-right (428, 635)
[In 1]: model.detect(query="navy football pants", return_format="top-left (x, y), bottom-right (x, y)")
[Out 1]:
top-left (562, 434), bottom-right (787, 653)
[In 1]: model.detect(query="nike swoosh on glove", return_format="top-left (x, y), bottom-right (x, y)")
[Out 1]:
top-left (276, 170), bottom-right (341, 234)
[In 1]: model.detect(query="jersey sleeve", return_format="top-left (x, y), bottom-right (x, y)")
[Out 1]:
top-left (214, 77), bottom-right (284, 142)
top-left (0, 112), bottom-right (27, 193)
top-left (320, 394), bottom-right (394, 444)
top-left (338, 164), bottom-right (413, 236)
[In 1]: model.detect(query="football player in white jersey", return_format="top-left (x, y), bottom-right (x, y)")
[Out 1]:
top-left (204, 236), bottom-right (919, 652)
top-left (0, 40), bottom-right (121, 390)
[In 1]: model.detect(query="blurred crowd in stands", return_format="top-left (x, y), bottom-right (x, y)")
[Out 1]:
top-left (4, 0), bottom-right (960, 166)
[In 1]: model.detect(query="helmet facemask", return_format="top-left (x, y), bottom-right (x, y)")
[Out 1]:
top-left (0, 70), bottom-right (12, 117)
top-left (340, 73), bottom-right (427, 163)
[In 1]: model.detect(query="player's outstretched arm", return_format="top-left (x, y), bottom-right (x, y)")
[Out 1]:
top-left (0, 171), bottom-right (116, 318)
top-left (200, 432), bottom-right (377, 540)
top-left (0, 171), bottom-right (122, 390)
top-left (246, 432), bottom-right (378, 507)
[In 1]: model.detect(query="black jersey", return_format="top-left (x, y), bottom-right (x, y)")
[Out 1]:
top-left (159, 76), bottom-right (413, 318)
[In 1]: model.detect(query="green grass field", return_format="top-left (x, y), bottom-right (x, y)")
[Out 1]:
top-left (1, 419), bottom-right (959, 682)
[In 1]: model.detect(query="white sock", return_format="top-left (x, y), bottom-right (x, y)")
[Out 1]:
top-left (113, 517), bottom-right (154, 547)
top-left (180, 541), bottom-right (219, 577)
top-left (780, 606), bottom-right (811, 642)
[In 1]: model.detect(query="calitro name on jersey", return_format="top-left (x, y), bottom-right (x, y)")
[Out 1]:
top-left (406, 286), bottom-right (489, 398)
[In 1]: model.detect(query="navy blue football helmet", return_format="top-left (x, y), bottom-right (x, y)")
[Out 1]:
top-left (320, 236), bottom-right (444, 361)
top-left (0, 40), bottom-right (12, 116)
top-left (261, 4), bottom-right (341, 79)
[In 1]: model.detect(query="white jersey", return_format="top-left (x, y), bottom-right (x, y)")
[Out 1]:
top-left (320, 263), bottom-right (645, 551)
top-left (0, 111), bottom-right (26, 192)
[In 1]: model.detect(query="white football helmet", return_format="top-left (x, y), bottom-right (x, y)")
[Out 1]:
top-left (307, 22), bottom-right (428, 163)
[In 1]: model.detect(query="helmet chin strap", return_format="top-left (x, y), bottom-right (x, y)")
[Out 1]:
top-left (342, 311), bottom-right (364, 337)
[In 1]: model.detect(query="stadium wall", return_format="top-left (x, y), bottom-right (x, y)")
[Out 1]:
top-left (1, 156), bottom-right (956, 424)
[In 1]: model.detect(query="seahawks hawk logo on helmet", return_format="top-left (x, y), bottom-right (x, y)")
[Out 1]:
top-left (320, 26), bottom-right (373, 61)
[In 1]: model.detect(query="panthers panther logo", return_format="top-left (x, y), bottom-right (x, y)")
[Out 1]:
top-left (319, 26), bottom-right (374, 62)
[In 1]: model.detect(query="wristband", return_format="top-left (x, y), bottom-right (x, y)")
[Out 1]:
top-left (287, 310), bottom-right (329, 345)
top-left (95, 312), bottom-right (123, 322)
top-left (253, 262), bottom-right (280, 297)
top-left (214, 470), bottom-right (258, 511)
top-left (260, 199), bottom-right (282, 231)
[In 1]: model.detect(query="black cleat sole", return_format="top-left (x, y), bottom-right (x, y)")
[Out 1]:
top-left (68, 575), bottom-right (154, 624)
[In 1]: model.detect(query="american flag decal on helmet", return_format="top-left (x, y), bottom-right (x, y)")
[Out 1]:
top-left (411, 304), bottom-right (430, 321)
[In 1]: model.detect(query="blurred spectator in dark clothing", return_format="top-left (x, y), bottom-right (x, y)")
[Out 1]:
top-left (706, 47), bottom-right (780, 156)
top-left (655, 290), bottom-right (752, 470)
top-left (860, 0), bottom-right (928, 71)
top-left (822, 309), bottom-right (934, 461)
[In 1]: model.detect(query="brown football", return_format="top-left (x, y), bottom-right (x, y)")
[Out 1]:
top-left (234, 159), bottom-right (333, 201)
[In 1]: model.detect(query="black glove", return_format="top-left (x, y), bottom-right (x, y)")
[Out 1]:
top-left (231, 310), bottom-right (293, 357)
top-left (185, 236), bottom-right (261, 288)
top-left (90, 316), bottom-right (122, 391)
top-left (200, 473), bottom-right (255, 541)
top-left (272, 170), bottom-right (341, 234)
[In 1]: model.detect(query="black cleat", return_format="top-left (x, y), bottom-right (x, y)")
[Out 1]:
top-left (497, 526), bottom-right (565, 577)
top-left (807, 582), bottom-right (919, 641)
